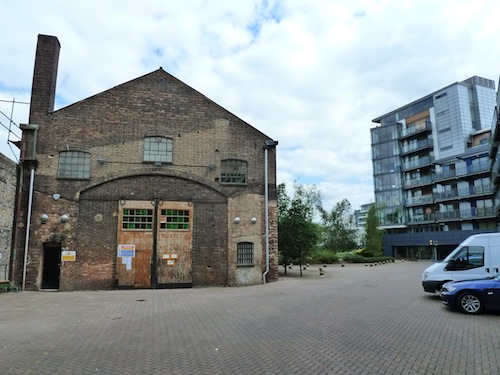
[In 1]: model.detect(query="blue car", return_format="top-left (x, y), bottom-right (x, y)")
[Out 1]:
top-left (440, 276), bottom-right (500, 314)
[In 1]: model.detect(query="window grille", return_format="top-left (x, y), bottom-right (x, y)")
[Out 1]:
top-left (57, 151), bottom-right (90, 179)
top-left (237, 242), bottom-right (254, 266)
top-left (160, 209), bottom-right (190, 230)
top-left (144, 136), bottom-right (172, 163)
top-left (221, 159), bottom-right (247, 184)
top-left (122, 209), bottom-right (153, 230)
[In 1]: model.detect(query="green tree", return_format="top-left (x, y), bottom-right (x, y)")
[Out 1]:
top-left (364, 204), bottom-right (384, 256)
top-left (277, 182), bottom-right (322, 275)
top-left (320, 199), bottom-right (357, 253)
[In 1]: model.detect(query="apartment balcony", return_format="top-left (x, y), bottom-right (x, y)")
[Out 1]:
top-left (401, 156), bottom-right (433, 172)
top-left (433, 163), bottom-right (490, 183)
top-left (492, 153), bottom-right (500, 184)
top-left (435, 207), bottom-right (496, 222)
top-left (403, 175), bottom-right (433, 189)
top-left (400, 139), bottom-right (433, 157)
top-left (400, 121), bottom-right (432, 140)
top-left (405, 194), bottom-right (434, 207)
top-left (406, 214), bottom-right (435, 225)
top-left (434, 185), bottom-right (494, 203)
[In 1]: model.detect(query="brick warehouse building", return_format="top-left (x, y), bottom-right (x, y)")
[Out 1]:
top-left (10, 35), bottom-right (278, 291)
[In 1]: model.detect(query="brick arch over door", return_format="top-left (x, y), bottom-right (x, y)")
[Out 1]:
top-left (79, 169), bottom-right (227, 199)
top-left (73, 174), bottom-right (229, 289)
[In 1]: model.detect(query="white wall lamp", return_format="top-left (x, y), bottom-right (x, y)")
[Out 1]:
top-left (60, 214), bottom-right (70, 223)
top-left (234, 217), bottom-right (241, 224)
top-left (251, 217), bottom-right (257, 224)
top-left (40, 214), bottom-right (49, 224)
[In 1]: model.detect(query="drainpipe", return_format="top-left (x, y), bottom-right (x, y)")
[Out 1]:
top-left (262, 140), bottom-right (278, 283)
top-left (20, 124), bottom-right (38, 291)
top-left (22, 166), bottom-right (35, 291)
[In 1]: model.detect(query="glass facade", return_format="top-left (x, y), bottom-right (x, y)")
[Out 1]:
top-left (371, 76), bottom-right (498, 259)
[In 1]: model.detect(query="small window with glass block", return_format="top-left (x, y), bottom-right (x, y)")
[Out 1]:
top-left (160, 209), bottom-right (190, 230)
top-left (122, 209), bottom-right (153, 230)
top-left (144, 136), bottom-right (173, 164)
top-left (221, 159), bottom-right (247, 184)
top-left (57, 151), bottom-right (91, 179)
top-left (237, 242), bottom-right (254, 266)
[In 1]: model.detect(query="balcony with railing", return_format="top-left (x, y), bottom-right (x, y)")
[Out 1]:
top-left (434, 185), bottom-right (494, 202)
top-left (433, 163), bottom-right (490, 183)
top-left (401, 156), bottom-right (433, 171)
top-left (492, 153), bottom-right (500, 184)
top-left (435, 206), bottom-right (496, 221)
top-left (403, 175), bottom-right (433, 189)
top-left (406, 213), bottom-right (435, 225)
top-left (405, 194), bottom-right (434, 206)
top-left (400, 121), bottom-right (432, 139)
top-left (400, 139), bottom-right (433, 156)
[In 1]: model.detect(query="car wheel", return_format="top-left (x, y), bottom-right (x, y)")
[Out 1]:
top-left (457, 292), bottom-right (483, 314)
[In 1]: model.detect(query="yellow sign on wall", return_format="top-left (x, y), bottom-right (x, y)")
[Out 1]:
top-left (61, 250), bottom-right (76, 262)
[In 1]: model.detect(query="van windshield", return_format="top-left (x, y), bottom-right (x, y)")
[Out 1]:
top-left (444, 247), bottom-right (461, 262)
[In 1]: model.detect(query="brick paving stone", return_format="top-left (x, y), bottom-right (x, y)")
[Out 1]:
top-left (1, 261), bottom-right (500, 374)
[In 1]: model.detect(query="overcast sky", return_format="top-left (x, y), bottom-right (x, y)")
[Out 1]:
top-left (1, 0), bottom-right (500, 211)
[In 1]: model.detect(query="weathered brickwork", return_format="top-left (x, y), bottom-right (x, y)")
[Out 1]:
top-left (0, 154), bottom-right (17, 281)
top-left (12, 34), bottom-right (278, 290)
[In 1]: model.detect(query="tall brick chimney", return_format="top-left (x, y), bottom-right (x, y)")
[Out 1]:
top-left (29, 34), bottom-right (60, 122)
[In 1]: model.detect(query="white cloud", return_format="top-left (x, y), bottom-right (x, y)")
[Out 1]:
top-left (2, 0), bottom-right (500, 210)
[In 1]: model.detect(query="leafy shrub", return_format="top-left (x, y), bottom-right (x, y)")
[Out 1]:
top-left (311, 250), bottom-right (339, 264)
top-left (341, 253), bottom-right (366, 263)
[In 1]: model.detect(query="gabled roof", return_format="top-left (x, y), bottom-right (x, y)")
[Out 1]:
top-left (52, 68), bottom-right (275, 141)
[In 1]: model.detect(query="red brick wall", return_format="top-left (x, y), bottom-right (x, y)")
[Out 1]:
top-left (15, 36), bottom-right (278, 290)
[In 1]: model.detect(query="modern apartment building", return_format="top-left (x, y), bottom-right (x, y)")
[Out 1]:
top-left (371, 76), bottom-right (498, 259)
top-left (489, 80), bottom-right (500, 220)
top-left (354, 203), bottom-right (372, 246)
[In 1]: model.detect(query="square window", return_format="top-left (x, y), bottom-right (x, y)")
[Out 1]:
top-left (144, 136), bottom-right (172, 163)
top-left (221, 159), bottom-right (247, 184)
top-left (57, 151), bottom-right (90, 179)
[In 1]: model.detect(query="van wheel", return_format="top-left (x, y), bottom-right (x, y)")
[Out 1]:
top-left (457, 292), bottom-right (483, 314)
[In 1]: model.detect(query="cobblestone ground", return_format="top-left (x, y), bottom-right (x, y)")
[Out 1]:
top-left (1, 261), bottom-right (499, 374)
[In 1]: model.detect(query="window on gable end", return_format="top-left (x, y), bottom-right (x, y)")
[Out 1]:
top-left (221, 159), bottom-right (247, 184)
top-left (144, 136), bottom-right (172, 164)
top-left (57, 151), bottom-right (90, 179)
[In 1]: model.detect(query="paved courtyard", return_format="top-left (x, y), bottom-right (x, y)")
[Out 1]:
top-left (1, 260), bottom-right (499, 374)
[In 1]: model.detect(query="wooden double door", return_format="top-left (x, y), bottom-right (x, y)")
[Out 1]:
top-left (116, 200), bottom-right (193, 288)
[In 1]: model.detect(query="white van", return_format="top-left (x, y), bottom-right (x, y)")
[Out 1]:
top-left (422, 233), bottom-right (500, 293)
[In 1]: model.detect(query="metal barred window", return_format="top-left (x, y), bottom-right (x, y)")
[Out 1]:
top-left (57, 151), bottom-right (90, 179)
top-left (237, 242), bottom-right (254, 266)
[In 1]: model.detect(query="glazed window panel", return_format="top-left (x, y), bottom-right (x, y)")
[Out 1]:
top-left (57, 151), bottom-right (90, 179)
top-left (237, 242), bottom-right (254, 266)
top-left (221, 159), bottom-right (247, 184)
top-left (160, 209), bottom-right (190, 230)
top-left (122, 209), bottom-right (153, 230)
top-left (144, 136), bottom-right (173, 163)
